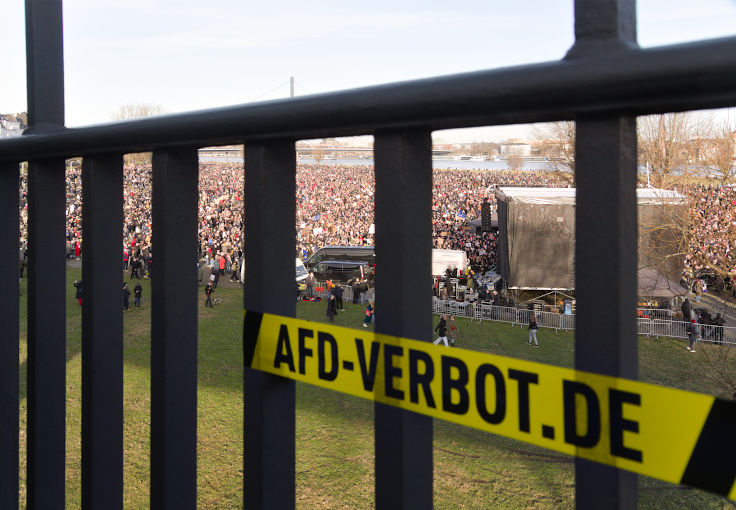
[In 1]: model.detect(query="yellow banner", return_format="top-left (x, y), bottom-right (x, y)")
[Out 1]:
top-left (243, 310), bottom-right (736, 500)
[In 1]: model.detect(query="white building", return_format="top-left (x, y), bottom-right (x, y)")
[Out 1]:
top-left (499, 142), bottom-right (531, 157)
top-left (0, 114), bottom-right (25, 137)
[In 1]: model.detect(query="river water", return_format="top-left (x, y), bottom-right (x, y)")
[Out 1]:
top-left (200, 155), bottom-right (564, 172)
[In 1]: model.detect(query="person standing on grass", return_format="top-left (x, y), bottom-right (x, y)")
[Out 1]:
top-left (694, 280), bottom-right (703, 302)
top-left (74, 280), bottom-right (83, 306)
top-left (134, 282), bottom-right (143, 308)
top-left (351, 278), bottom-right (360, 304)
top-left (123, 283), bottom-right (130, 311)
top-left (231, 258), bottom-right (240, 283)
top-left (433, 314), bottom-right (449, 346)
top-left (326, 294), bottom-right (337, 323)
top-left (306, 272), bottom-right (315, 298)
top-left (686, 318), bottom-right (699, 352)
top-left (363, 301), bottom-right (374, 328)
top-left (334, 284), bottom-right (344, 311)
top-left (205, 282), bottom-right (215, 308)
top-left (448, 315), bottom-right (457, 347)
top-left (198, 259), bottom-right (205, 286)
top-left (681, 297), bottom-right (693, 320)
top-left (130, 256), bottom-right (139, 279)
top-left (219, 254), bottom-right (226, 277)
top-left (528, 313), bottom-right (539, 347)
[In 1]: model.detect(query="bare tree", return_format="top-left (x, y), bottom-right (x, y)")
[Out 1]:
top-left (112, 103), bottom-right (166, 121)
top-left (469, 141), bottom-right (498, 157)
top-left (312, 148), bottom-right (325, 165)
top-left (534, 121), bottom-right (576, 172)
top-left (111, 103), bottom-right (166, 164)
top-left (637, 192), bottom-right (690, 284)
top-left (637, 112), bottom-right (713, 189)
top-left (507, 152), bottom-right (523, 171)
top-left (703, 121), bottom-right (736, 184)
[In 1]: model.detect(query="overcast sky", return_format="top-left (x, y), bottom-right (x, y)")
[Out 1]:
top-left (1, 0), bottom-right (735, 142)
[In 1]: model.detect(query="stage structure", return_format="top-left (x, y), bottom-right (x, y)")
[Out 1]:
top-left (495, 187), bottom-right (686, 291)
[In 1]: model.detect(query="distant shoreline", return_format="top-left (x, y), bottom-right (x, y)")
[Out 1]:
top-left (199, 155), bottom-right (568, 172)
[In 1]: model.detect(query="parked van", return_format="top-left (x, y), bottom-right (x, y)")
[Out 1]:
top-left (306, 246), bottom-right (467, 277)
top-left (310, 260), bottom-right (371, 284)
top-left (305, 246), bottom-right (375, 269)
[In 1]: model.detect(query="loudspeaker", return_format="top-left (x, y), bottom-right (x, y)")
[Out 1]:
top-left (481, 200), bottom-right (492, 232)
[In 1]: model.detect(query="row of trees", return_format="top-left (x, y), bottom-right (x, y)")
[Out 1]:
top-left (112, 103), bottom-right (167, 165)
top-left (536, 113), bottom-right (736, 187)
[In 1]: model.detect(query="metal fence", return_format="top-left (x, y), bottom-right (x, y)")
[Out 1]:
top-left (2, 0), bottom-right (736, 509)
top-left (431, 299), bottom-right (579, 332)
top-left (302, 282), bottom-right (374, 303)
top-left (636, 307), bottom-right (675, 321)
top-left (641, 319), bottom-right (736, 345)
top-left (432, 299), bottom-right (736, 345)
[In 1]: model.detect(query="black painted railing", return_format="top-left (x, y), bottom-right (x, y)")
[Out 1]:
top-left (2, 1), bottom-right (736, 509)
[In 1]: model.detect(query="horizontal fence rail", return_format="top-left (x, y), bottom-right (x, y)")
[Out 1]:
top-left (1, 37), bottom-right (736, 161)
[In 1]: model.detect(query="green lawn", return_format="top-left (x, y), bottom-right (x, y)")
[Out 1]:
top-left (16, 268), bottom-right (736, 509)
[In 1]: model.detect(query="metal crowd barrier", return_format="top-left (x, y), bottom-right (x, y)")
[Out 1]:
top-left (639, 318), bottom-right (736, 345)
top-left (305, 281), bottom-right (374, 303)
top-left (637, 308), bottom-right (675, 320)
top-left (431, 299), bottom-right (735, 344)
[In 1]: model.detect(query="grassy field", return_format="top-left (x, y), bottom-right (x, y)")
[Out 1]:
top-left (16, 268), bottom-right (736, 509)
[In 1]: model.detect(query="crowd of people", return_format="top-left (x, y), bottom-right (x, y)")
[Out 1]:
top-left (22, 161), bottom-right (736, 287)
top-left (680, 183), bottom-right (736, 286)
top-left (430, 170), bottom-right (572, 271)
top-left (18, 162), bottom-right (575, 276)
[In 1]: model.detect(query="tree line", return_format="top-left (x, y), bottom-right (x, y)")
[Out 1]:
top-left (535, 113), bottom-right (735, 186)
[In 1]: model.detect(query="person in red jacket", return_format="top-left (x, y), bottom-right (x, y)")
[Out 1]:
top-left (219, 254), bottom-right (226, 276)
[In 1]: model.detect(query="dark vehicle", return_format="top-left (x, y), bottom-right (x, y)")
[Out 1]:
top-left (306, 246), bottom-right (375, 269)
top-left (311, 260), bottom-right (372, 284)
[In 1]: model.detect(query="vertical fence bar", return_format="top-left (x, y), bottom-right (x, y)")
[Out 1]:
top-left (243, 140), bottom-right (296, 510)
top-left (374, 130), bottom-right (433, 509)
top-left (151, 148), bottom-right (199, 510)
top-left (81, 154), bottom-right (124, 509)
top-left (575, 116), bottom-right (639, 510)
top-left (569, 3), bottom-right (639, 509)
top-left (24, 0), bottom-right (66, 508)
top-left (26, 157), bottom-right (67, 509)
top-left (0, 162), bottom-right (20, 510)
top-left (24, 0), bottom-right (65, 132)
